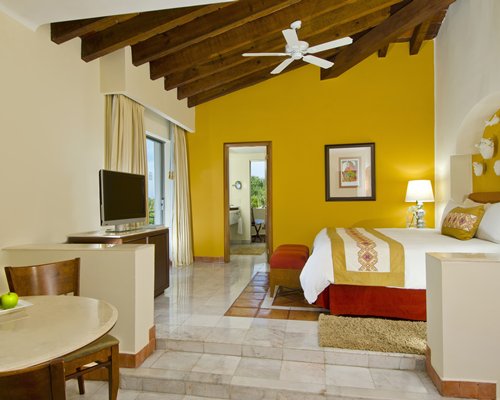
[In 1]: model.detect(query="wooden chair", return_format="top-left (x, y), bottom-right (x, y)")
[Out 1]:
top-left (0, 358), bottom-right (66, 400)
top-left (4, 258), bottom-right (119, 400)
top-left (251, 208), bottom-right (265, 242)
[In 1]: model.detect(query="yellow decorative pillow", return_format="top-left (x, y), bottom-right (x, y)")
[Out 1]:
top-left (441, 206), bottom-right (485, 240)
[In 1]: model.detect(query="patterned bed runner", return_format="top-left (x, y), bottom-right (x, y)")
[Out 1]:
top-left (327, 228), bottom-right (404, 287)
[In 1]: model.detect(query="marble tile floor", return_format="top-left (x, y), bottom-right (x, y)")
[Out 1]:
top-left (68, 255), bottom-right (452, 399)
top-left (65, 379), bottom-right (228, 400)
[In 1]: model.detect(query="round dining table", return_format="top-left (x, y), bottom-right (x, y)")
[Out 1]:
top-left (0, 295), bottom-right (118, 372)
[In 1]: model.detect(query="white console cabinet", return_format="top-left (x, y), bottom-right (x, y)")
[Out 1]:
top-left (2, 243), bottom-right (154, 360)
top-left (426, 252), bottom-right (500, 399)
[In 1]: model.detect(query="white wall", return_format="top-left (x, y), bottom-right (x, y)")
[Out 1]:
top-left (0, 12), bottom-right (103, 258)
top-left (435, 0), bottom-right (500, 222)
top-left (0, 10), bottom-right (191, 290)
top-left (100, 48), bottom-right (195, 132)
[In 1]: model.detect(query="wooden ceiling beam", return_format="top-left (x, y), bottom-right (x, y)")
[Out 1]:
top-left (51, 14), bottom-right (138, 44)
top-left (165, 7), bottom-right (390, 91)
top-left (80, 4), bottom-right (225, 62)
top-left (378, 45), bottom-right (389, 57)
top-left (409, 20), bottom-right (431, 55)
top-left (187, 62), bottom-right (304, 107)
top-left (393, 29), bottom-right (437, 41)
top-left (180, 51), bottom-right (339, 100)
top-left (176, 10), bottom-right (389, 99)
top-left (321, 0), bottom-right (455, 80)
top-left (132, 0), bottom-right (302, 66)
top-left (150, 0), bottom-right (400, 80)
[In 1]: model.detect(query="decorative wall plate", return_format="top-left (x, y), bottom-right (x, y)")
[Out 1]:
top-left (475, 138), bottom-right (494, 159)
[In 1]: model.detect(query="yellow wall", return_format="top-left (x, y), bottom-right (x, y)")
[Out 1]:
top-left (472, 109), bottom-right (500, 192)
top-left (188, 42), bottom-right (435, 257)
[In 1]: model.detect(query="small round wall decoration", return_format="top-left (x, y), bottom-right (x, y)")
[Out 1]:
top-left (233, 181), bottom-right (242, 190)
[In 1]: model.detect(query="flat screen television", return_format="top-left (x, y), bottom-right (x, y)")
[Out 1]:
top-left (99, 169), bottom-right (146, 231)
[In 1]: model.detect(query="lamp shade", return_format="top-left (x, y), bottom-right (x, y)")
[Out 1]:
top-left (405, 180), bottom-right (434, 202)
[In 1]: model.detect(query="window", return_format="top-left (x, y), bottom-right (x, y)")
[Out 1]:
top-left (146, 136), bottom-right (165, 225)
top-left (250, 160), bottom-right (266, 208)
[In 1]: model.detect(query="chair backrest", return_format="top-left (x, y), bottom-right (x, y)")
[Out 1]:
top-left (5, 258), bottom-right (80, 296)
top-left (251, 208), bottom-right (265, 225)
top-left (0, 358), bottom-right (66, 400)
top-left (251, 208), bottom-right (256, 225)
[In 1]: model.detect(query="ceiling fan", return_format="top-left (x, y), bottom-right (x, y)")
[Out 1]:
top-left (242, 20), bottom-right (353, 75)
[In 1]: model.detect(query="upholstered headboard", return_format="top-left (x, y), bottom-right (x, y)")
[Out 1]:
top-left (468, 192), bottom-right (500, 204)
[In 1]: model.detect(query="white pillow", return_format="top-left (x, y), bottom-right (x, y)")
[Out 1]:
top-left (476, 203), bottom-right (500, 243)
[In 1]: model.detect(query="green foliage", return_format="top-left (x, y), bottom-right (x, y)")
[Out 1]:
top-left (250, 176), bottom-right (266, 208)
top-left (148, 198), bottom-right (155, 224)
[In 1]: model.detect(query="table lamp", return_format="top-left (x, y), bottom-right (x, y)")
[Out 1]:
top-left (405, 180), bottom-right (434, 228)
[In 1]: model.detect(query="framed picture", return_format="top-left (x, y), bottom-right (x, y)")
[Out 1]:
top-left (325, 143), bottom-right (375, 201)
top-left (339, 157), bottom-right (360, 187)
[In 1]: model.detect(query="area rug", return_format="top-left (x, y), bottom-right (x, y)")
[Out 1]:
top-left (318, 314), bottom-right (426, 355)
top-left (230, 244), bottom-right (266, 255)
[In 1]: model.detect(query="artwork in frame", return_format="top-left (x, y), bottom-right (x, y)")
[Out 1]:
top-left (325, 143), bottom-right (375, 201)
top-left (339, 157), bottom-right (360, 187)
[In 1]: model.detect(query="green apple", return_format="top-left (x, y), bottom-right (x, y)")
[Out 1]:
top-left (1, 292), bottom-right (18, 309)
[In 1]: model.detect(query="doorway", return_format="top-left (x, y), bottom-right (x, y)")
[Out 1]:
top-left (223, 142), bottom-right (272, 263)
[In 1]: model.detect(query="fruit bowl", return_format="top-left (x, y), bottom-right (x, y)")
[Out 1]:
top-left (0, 299), bottom-right (33, 316)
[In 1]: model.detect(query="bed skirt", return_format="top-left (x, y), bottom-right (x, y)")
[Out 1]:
top-left (314, 284), bottom-right (426, 321)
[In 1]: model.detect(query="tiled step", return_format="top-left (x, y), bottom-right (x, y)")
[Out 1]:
top-left (120, 351), bottom-right (440, 400)
top-left (155, 337), bottom-right (425, 372)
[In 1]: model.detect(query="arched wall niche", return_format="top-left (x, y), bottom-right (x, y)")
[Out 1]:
top-left (455, 91), bottom-right (500, 154)
top-left (449, 92), bottom-right (500, 203)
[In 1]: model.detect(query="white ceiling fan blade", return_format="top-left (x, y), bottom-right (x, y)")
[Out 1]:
top-left (307, 37), bottom-right (353, 54)
top-left (242, 52), bottom-right (289, 57)
top-left (282, 28), bottom-right (300, 47)
top-left (271, 58), bottom-right (294, 74)
top-left (302, 55), bottom-right (333, 69)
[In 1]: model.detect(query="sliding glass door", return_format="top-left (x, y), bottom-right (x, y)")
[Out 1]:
top-left (146, 136), bottom-right (165, 225)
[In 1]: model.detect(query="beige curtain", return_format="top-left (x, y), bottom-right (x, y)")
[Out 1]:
top-left (104, 94), bottom-right (146, 176)
top-left (172, 125), bottom-right (194, 266)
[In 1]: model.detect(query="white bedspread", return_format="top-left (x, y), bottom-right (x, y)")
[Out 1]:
top-left (300, 228), bottom-right (500, 304)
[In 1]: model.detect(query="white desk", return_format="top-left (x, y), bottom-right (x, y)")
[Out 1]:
top-left (0, 296), bottom-right (118, 372)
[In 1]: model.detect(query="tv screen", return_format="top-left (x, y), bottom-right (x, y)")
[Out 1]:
top-left (99, 169), bottom-right (146, 228)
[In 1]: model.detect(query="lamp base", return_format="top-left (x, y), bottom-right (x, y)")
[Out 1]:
top-left (415, 202), bottom-right (426, 228)
top-left (415, 208), bottom-right (425, 228)
top-left (407, 202), bottom-right (426, 228)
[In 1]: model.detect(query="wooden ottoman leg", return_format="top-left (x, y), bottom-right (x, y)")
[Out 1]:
top-left (269, 271), bottom-right (279, 298)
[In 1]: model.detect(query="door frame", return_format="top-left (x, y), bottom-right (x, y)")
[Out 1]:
top-left (223, 141), bottom-right (273, 263)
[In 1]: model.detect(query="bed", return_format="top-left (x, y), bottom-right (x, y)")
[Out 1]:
top-left (300, 193), bottom-right (500, 321)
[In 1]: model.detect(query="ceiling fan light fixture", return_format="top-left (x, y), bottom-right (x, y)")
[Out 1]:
top-left (290, 20), bottom-right (302, 30)
top-left (241, 20), bottom-right (352, 75)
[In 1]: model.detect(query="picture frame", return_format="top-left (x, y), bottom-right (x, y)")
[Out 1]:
top-left (339, 157), bottom-right (360, 187)
top-left (325, 143), bottom-right (375, 201)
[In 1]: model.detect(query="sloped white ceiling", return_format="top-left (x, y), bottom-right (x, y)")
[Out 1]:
top-left (0, 0), bottom-right (234, 30)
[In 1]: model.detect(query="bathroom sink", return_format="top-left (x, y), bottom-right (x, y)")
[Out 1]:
top-left (229, 209), bottom-right (241, 225)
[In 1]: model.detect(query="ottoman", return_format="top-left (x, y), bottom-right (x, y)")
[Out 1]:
top-left (269, 244), bottom-right (309, 297)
